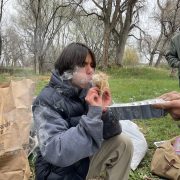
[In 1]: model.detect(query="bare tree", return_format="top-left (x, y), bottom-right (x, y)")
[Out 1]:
top-left (75, 0), bottom-right (145, 68)
top-left (75, 0), bottom-right (121, 68)
top-left (112, 0), bottom-right (144, 66)
top-left (2, 27), bottom-right (25, 67)
top-left (71, 14), bottom-right (104, 65)
top-left (16, 0), bottom-right (79, 74)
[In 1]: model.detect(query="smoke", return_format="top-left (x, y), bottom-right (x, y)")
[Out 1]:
top-left (60, 70), bottom-right (73, 81)
top-left (60, 66), bottom-right (93, 88)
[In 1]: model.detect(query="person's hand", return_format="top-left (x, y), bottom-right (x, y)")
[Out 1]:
top-left (153, 91), bottom-right (180, 120)
top-left (85, 87), bottom-right (102, 107)
top-left (101, 88), bottom-right (112, 112)
top-left (158, 91), bottom-right (180, 101)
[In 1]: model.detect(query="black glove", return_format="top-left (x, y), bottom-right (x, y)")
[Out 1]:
top-left (101, 109), bottom-right (122, 140)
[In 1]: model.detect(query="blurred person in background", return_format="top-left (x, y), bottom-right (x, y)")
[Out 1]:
top-left (166, 32), bottom-right (180, 87)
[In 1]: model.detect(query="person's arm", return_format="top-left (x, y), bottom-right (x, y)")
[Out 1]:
top-left (33, 89), bottom-right (104, 167)
top-left (153, 91), bottom-right (180, 120)
top-left (166, 39), bottom-right (180, 68)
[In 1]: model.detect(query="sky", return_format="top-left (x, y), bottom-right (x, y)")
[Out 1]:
top-left (2, 0), bottom-right (17, 27)
top-left (140, 0), bottom-right (160, 36)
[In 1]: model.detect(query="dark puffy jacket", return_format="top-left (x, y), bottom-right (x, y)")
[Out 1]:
top-left (32, 70), bottom-right (121, 180)
top-left (166, 33), bottom-right (180, 75)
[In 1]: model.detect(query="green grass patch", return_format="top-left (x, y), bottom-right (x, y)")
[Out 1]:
top-left (102, 67), bottom-right (178, 103)
top-left (110, 78), bottom-right (178, 103)
top-left (106, 66), bottom-right (172, 80)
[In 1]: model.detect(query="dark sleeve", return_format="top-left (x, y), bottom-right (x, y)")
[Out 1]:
top-left (165, 38), bottom-right (180, 68)
top-left (101, 109), bottom-right (122, 140)
top-left (35, 149), bottom-right (51, 180)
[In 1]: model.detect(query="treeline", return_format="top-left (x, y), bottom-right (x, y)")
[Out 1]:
top-left (0, 0), bottom-right (179, 74)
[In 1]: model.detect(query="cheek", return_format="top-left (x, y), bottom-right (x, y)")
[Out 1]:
top-left (75, 67), bottom-right (86, 73)
top-left (73, 71), bottom-right (84, 79)
top-left (72, 71), bottom-right (92, 88)
top-left (74, 67), bottom-right (94, 78)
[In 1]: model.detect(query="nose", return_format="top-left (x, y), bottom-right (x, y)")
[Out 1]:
top-left (86, 65), bottom-right (94, 75)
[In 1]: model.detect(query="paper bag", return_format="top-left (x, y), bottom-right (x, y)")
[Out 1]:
top-left (0, 79), bottom-right (35, 180)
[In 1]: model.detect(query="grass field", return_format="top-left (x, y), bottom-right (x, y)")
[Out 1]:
top-left (0, 67), bottom-right (179, 180)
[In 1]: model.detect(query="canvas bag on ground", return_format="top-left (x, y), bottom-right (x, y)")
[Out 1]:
top-left (151, 136), bottom-right (180, 180)
top-left (0, 79), bottom-right (35, 180)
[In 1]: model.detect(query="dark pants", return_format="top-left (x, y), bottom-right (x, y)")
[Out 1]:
top-left (35, 150), bottom-right (89, 180)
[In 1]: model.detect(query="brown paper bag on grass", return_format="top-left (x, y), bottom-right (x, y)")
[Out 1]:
top-left (0, 79), bottom-right (35, 180)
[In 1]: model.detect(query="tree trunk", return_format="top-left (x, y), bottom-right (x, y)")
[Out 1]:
top-left (154, 53), bottom-right (163, 67)
top-left (149, 0), bottom-right (165, 66)
top-left (114, 0), bottom-right (136, 66)
top-left (102, 25), bottom-right (110, 69)
top-left (149, 38), bottom-right (163, 66)
top-left (154, 37), bottom-right (169, 67)
top-left (149, 30), bottom-right (163, 66)
top-left (38, 55), bottom-right (44, 74)
top-left (33, 55), bottom-right (38, 74)
top-left (115, 34), bottom-right (128, 66)
top-left (115, 27), bottom-right (130, 66)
